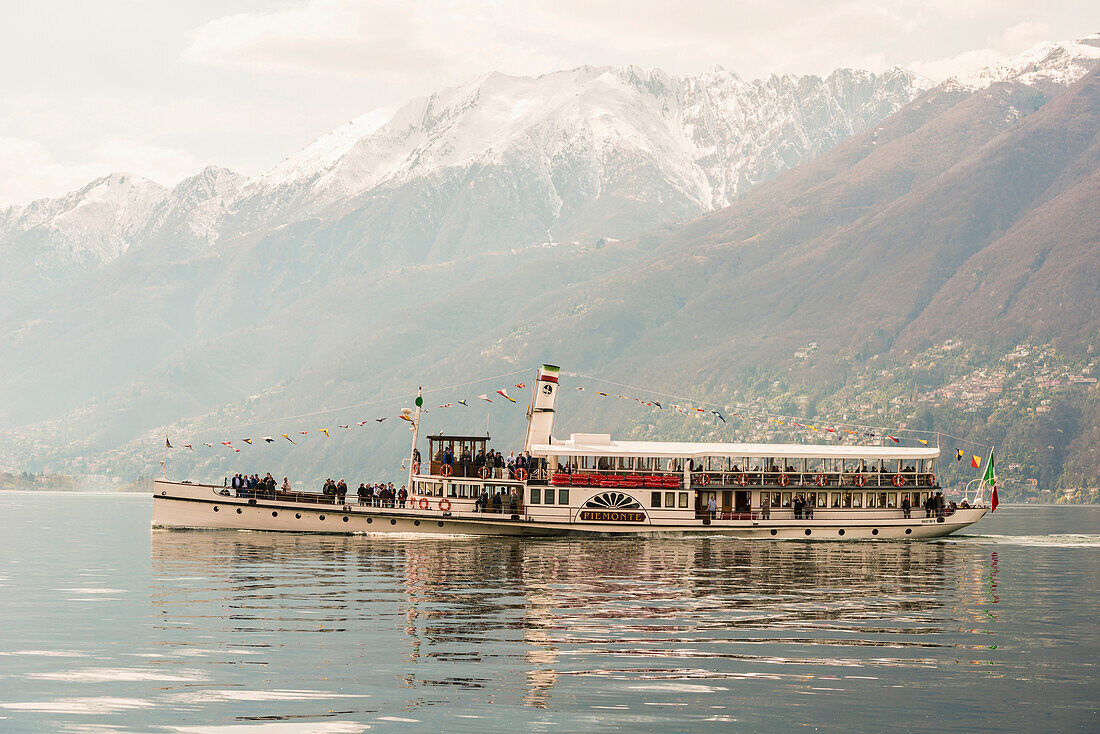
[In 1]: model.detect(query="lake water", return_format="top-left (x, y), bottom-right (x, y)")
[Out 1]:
top-left (0, 493), bottom-right (1096, 733)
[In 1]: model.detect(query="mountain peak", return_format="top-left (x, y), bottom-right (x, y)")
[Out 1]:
top-left (944, 35), bottom-right (1100, 91)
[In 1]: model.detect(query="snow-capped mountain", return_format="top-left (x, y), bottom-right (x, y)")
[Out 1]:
top-left (0, 173), bottom-right (165, 267)
top-left (945, 34), bottom-right (1100, 91)
top-left (233, 64), bottom-right (931, 231)
top-left (4, 36), bottom-right (1097, 318)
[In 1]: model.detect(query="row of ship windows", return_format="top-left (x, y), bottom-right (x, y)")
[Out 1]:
top-left (744, 491), bottom-right (932, 508)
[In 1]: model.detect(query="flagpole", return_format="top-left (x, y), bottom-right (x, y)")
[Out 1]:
top-left (408, 387), bottom-right (422, 491)
top-left (162, 434), bottom-right (168, 479)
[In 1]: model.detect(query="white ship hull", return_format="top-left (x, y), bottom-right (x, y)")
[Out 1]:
top-left (152, 480), bottom-right (986, 540)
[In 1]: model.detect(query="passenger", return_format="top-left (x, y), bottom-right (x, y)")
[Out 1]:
top-left (948, 500), bottom-right (958, 515)
top-left (399, 485), bottom-right (408, 508)
top-left (336, 479), bottom-right (347, 503)
top-left (374, 483), bottom-right (383, 507)
top-left (474, 449), bottom-right (486, 473)
top-left (901, 495), bottom-right (912, 519)
top-left (923, 494), bottom-right (933, 517)
top-left (707, 495), bottom-right (717, 519)
top-left (475, 489), bottom-right (488, 512)
top-left (494, 451), bottom-right (505, 478)
top-left (804, 497), bottom-right (814, 520)
top-left (492, 491), bottom-right (503, 513)
top-left (935, 491), bottom-right (946, 517)
top-left (960, 500), bottom-right (971, 509)
top-left (412, 448), bottom-right (421, 465)
top-left (357, 483), bottom-right (369, 506)
top-left (760, 492), bottom-right (771, 520)
top-left (793, 495), bottom-right (803, 520)
top-left (442, 446), bottom-right (455, 468)
top-left (506, 451), bottom-right (516, 478)
top-left (281, 477), bottom-right (291, 492)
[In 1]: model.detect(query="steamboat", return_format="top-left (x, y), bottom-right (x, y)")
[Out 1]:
top-left (153, 365), bottom-right (991, 539)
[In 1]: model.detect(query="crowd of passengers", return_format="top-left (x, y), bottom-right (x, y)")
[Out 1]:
top-left (435, 446), bottom-right (536, 479)
top-left (229, 471), bottom-right (520, 513)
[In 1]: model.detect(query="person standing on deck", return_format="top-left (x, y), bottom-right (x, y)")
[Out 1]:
top-left (901, 495), bottom-right (912, 518)
top-left (761, 492), bottom-right (771, 520)
top-left (707, 495), bottom-right (717, 519)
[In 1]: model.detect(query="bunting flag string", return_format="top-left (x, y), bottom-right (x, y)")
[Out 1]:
top-left (166, 369), bottom-right (990, 465)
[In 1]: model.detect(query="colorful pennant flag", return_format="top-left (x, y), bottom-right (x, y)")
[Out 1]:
top-left (971, 455), bottom-right (981, 469)
top-left (319, 428), bottom-right (329, 437)
top-left (183, 444), bottom-right (193, 450)
top-left (203, 442), bottom-right (214, 448)
top-left (515, 383), bottom-right (525, 388)
top-left (242, 438), bottom-right (252, 445)
top-left (496, 388), bottom-right (516, 403)
top-left (956, 449), bottom-right (964, 461)
top-left (458, 400), bottom-right (468, 406)
top-left (263, 437), bottom-right (274, 443)
top-left (281, 434), bottom-right (295, 444)
top-left (478, 394), bottom-right (492, 402)
top-left (165, 437), bottom-right (173, 449)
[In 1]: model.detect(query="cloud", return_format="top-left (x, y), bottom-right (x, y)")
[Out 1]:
top-left (907, 20), bottom-right (1055, 81)
top-left (179, 0), bottom-right (933, 84)
top-left (182, 0), bottom-right (457, 78)
top-left (0, 136), bottom-right (201, 207)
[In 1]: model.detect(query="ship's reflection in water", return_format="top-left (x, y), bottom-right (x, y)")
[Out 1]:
top-left (149, 532), bottom-right (1013, 729)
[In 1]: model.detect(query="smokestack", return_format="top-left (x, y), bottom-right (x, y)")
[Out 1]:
top-left (523, 364), bottom-right (560, 451)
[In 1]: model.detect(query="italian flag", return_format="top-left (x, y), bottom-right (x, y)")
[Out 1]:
top-left (539, 364), bottom-right (560, 383)
top-left (983, 449), bottom-right (999, 512)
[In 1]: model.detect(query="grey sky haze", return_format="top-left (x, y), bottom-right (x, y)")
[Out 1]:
top-left (1, 0), bottom-right (1097, 206)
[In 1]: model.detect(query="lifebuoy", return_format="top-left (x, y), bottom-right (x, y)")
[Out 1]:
top-left (440, 464), bottom-right (453, 477)
top-left (778, 474), bottom-right (790, 487)
top-left (478, 466), bottom-right (490, 479)
top-left (418, 497), bottom-right (429, 510)
top-left (439, 498), bottom-right (451, 512)
top-left (736, 473), bottom-right (749, 486)
top-left (853, 474), bottom-right (866, 488)
top-left (892, 474), bottom-right (905, 487)
top-left (696, 473), bottom-right (710, 486)
top-left (926, 473), bottom-right (936, 487)
top-left (514, 467), bottom-right (528, 481)
top-left (411, 461), bottom-right (420, 475)
top-left (815, 473), bottom-right (827, 487)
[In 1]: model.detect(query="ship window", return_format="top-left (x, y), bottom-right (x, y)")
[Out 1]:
top-left (866, 493), bottom-right (877, 508)
top-left (879, 492), bottom-right (888, 507)
top-left (529, 488), bottom-right (540, 504)
top-left (664, 491), bottom-right (675, 508)
top-left (679, 492), bottom-right (689, 508)
top-left (852, 493), bottom-right (862, 508)
top-left (651, 491), bottom-right (662, 507)
top-left (887, 492), bottom-right (898, 508)
top-left (781, 492), bottom-right (792, 508)
top-left (843, 493), bottom-right (852, 508)
top-left (817, 493), bottom-right (827, 508)
top-left (544, 488), bottom-right (555, 504)
top-left (772, 492), bottom-right (781, 508)
top-left (559, 489), bottom-right (569, 505)
top-left (830, 492), bottom-right (841, 508)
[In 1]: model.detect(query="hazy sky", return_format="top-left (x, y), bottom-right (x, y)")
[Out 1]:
top-left (1, 0), bottom-right (1096, 206)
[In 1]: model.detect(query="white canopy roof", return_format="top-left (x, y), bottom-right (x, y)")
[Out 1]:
top-left (531, 433), bottom-right (939, 461)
